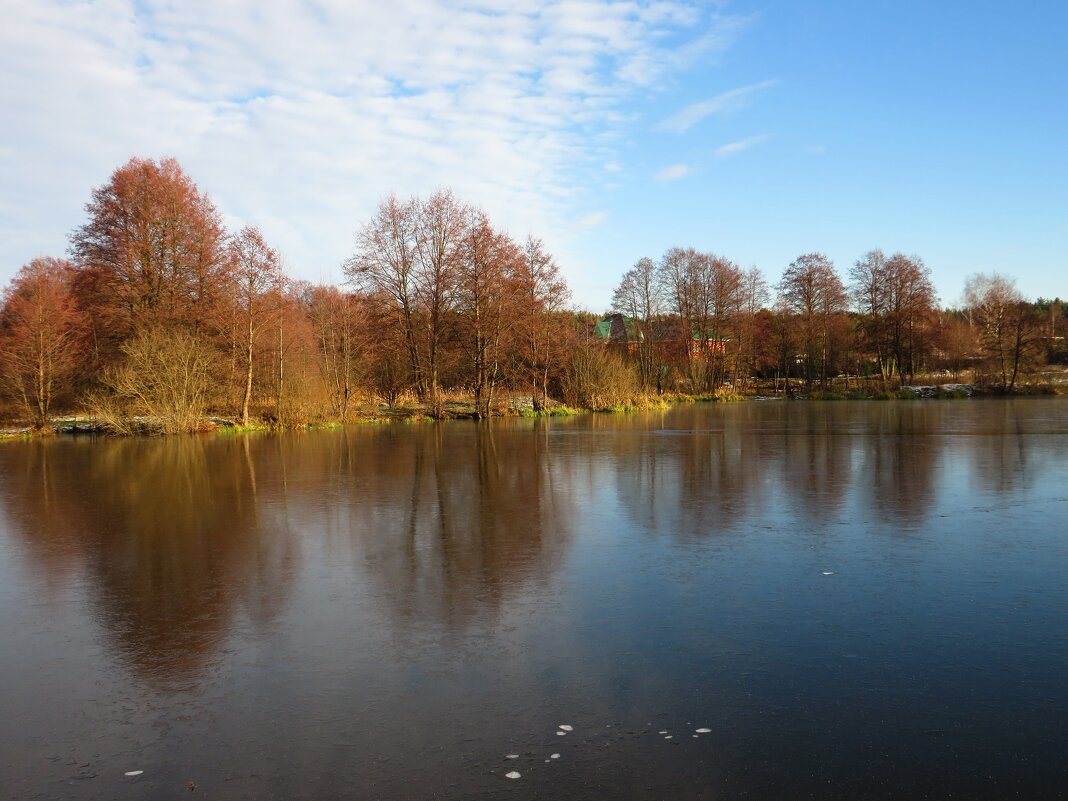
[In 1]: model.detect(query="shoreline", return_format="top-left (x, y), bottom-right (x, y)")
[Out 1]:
top-left (3, 382), bottom-right (1066, 441)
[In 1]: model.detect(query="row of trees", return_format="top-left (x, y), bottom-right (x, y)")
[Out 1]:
top-left (0, 158), bottom-right (576, 430)
top-left (0, 158), bottom-right (297, 431)
top-left (607, 247), bottom-right (1060, 396)
top-left (0, 156), bottom-right (1063, 430)
top-left (345, 191), bottom-right (570, 417)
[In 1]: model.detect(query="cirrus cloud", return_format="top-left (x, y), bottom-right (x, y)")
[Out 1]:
top-left (655, 164), bottom-right (691, 181)
top-left (0, 0), bottom-right (750, 294)
top-left (714, 134), bottom-right (771, 158)
top-left (660, 79), bottom-right (777, 134)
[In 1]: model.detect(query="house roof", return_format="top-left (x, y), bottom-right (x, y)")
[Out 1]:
top-left (592, 313), bottom-right (643, 343)
top-left (592, 314), bottom-right (732, 344)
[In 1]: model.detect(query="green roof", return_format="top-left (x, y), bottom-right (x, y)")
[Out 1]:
top-left (592, 315), bottom-right (643, 342)
top-left (593, 320), bottom-right (613, 339)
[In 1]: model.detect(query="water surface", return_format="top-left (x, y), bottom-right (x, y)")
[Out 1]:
top-left (2, 400), bottom-right (1066, 799)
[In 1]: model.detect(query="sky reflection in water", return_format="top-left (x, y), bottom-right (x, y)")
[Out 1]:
top-left (1, 399), bottom-right (1066, 800)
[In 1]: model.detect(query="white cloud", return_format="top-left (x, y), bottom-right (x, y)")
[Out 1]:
top-left (0, 0), bottom-right (748, 295)
top-left (656, 164), bottom-right (690, 181)
top-left (575, 211), bottom-right (609, 230)
top-left (714, 134), bottom-right (770, 157)
top-left (660, 79), bottom-right (777, 133)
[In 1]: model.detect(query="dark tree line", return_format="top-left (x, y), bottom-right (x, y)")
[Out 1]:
top-left (0, 156), bottom-right (1062, 431)
top-left (607, 248), bottom-right (1058, 395)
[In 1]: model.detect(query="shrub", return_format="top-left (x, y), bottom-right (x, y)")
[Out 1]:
top-left (96, 327), bottom-right (216, 434)
top-left (562, 345), bottom-right (641, 411)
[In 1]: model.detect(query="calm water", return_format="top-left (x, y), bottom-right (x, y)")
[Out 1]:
top-left (1, 400), bottom-right (1067, 800)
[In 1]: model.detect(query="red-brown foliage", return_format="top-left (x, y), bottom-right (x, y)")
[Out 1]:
top-left (70, 157), bottom-right (227, 362)
top-left (0, 257), bottom-right (82, 427)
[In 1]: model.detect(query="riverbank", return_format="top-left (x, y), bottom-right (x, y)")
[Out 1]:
top-left (2, 378), bottom-right (1065, 440)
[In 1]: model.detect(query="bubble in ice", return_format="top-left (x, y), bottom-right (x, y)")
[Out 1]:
top-left (506, 754), bottom-right (519, 759)
top-left (551, 753), bottom-right (560, 759)
top-left (505, 771), bottom-right (521, 779)
top-left (558, 724), bottom-right (573, 731)
top-left (695, 728), bottom-right (711, 733)
top-left (124, 771), bottom-right (143, 777)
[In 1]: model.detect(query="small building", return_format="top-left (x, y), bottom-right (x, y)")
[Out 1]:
top-left (591, 313), bottom-right (642, 353)
top-left (591, 314), bottom-right (728, 360)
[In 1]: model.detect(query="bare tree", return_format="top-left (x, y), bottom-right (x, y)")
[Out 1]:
top-left (228, 226), bottom-right (282, 425)
top-left (850, 250), bottom-right (936, 385)
top-left (704, 255), bottom-right (744, 389)
top-left (304, 285), bottom-right (367, 420)
top-left (514, 235), bottom-right (570, 411)
top-left (656, 247), bottom-right (745, 391)
top-left (777, 253), bottom-right (848, 389)
top-left (345, 191), bottom-right (466, 414)
top-left (931, 309), bottom-right (976, 380)
top-left (611, 257), bottom-right (664, 391)
top-left (850, 249), bottom-right (891, 384)
top-left (964, 273), bottom-right (1041, 390)
top-left (414, 190), bottom-right (466, 413)
top-left (657, 247), bottom-right (705, 389)
top-left (883, 253), bottom-right (936, 383)
top-left (455, 209), bottom-right (520, 418)
top-left (345, 194), bottom-right (422, 395)
top-left (734, 266), bottom-right (770, 389)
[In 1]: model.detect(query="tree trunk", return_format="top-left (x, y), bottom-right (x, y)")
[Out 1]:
top-left (276, 317), bottom-right (284, 417)
top-left (241, 316), bottom-right (254, 426)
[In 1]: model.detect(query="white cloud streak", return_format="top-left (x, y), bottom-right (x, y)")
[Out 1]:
top-left (0, 0), bottom-right (747, 293)
top-left (714, 134), bottom-right (771, 157)
top-left (655, 164), bottom-right (690, 181)
top-left (660, 79), bottom-right (777, 133)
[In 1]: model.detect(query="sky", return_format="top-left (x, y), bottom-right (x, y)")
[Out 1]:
top-left (2, 0), bottom-right (1066, 311)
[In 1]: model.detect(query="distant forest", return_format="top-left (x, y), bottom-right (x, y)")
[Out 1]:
top-left (1, 157), bottom-right (1064, 432)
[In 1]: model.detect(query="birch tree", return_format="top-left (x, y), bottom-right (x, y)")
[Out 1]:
top-left (228, 226), bottom-right (282, 426)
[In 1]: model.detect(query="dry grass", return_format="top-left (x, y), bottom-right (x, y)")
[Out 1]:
top-left (561, 345), bottom-right (643, 411)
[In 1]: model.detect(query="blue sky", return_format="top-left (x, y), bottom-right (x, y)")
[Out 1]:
top-left (592, 1), bottom-right (1068, 307)
top-left (2, 1), bottom-right (1065, 309)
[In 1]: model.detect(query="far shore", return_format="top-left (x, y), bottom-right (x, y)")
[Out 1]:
top-left (3, 377), bottom-right (1066, 441)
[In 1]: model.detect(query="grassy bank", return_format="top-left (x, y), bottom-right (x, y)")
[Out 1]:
top-left (3, 381), bottom-right (1066, 440)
